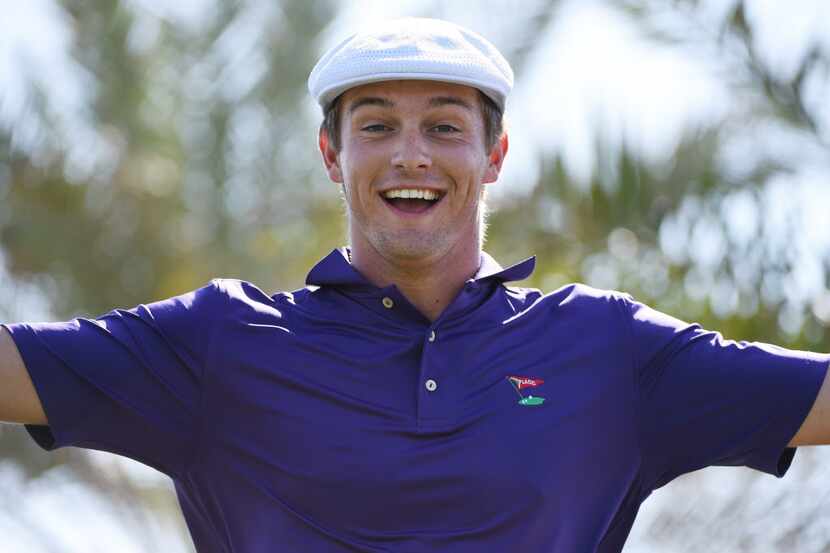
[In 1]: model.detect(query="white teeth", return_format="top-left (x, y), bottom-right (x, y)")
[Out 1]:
top-left (383, 189), bottom-right (440, 200)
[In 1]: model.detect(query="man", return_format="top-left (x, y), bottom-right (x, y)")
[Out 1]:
top-left (1, 17), bottom-right (830, 552)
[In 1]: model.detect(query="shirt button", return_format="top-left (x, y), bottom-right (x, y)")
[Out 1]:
top-left (428, 330), bottom-right (436, 342)
top-left (382, 297), bottom-right (394, 309)
top-left (425, 379), bottom-right (438, 392)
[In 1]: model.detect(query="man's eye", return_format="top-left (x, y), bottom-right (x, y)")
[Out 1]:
top-left (432, 124), bottom-right (459, 133)
top-left (362, 124), bottom-right (390, 132)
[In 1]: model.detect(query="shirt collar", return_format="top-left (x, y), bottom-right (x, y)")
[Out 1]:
top-left (305, 247), bottom-right (536, 288)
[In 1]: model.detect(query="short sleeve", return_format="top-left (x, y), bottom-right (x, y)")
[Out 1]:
top-left (2, 280), bottom-right (227, 478)
top-left (625, 295), bottom-right (830, 490)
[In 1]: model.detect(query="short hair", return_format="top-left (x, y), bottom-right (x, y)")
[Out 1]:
top-left (320, 89), bottom-right (505, 153)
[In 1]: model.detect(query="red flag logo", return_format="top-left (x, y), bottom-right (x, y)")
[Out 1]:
top-left (508, 375), bottom-right (544, 390)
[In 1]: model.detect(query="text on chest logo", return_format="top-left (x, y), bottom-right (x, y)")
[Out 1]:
top-left (506, 375), bottom-right (546, 406)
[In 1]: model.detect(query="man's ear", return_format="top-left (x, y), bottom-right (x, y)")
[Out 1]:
top-left (482, 132), bottom-right (508, 184)
top-left (319, 129), bottom-right (343, 183)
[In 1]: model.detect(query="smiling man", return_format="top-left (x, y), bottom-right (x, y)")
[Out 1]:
top-left (2, 17), bottom-right (830, 553)
top-left (318, 78), bottom-right (507, 321)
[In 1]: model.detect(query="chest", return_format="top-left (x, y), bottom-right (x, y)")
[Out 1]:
top-left (204, 322), bottom-right (640, 538)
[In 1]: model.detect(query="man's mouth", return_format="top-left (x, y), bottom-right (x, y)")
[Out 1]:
top-left (381, 189), bottom-right (444, 214)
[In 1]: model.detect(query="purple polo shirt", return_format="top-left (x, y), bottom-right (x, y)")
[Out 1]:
top-left (5, 247), bottom-right (829, 552)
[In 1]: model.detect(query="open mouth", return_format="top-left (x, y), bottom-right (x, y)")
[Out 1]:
top-left (381, 191), bottom-right (444, 214)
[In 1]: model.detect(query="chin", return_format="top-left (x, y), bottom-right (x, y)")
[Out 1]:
top-left (374, 232), bottom-right (450, 260)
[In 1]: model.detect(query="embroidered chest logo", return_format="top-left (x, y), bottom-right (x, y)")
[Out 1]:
top-left (506, 375), bottom-right (546, 406)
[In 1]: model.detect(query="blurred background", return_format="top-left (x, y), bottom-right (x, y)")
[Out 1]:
top-left (1, 0), bottom-right (829, 550)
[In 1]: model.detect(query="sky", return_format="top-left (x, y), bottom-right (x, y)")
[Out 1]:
top-left (1, 0), bottom-right (830, 551)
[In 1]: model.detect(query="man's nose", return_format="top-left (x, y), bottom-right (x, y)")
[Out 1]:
top-left (391, 129), bottom-right (431, 172)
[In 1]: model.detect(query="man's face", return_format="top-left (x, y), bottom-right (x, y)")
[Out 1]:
top-left (319, 80), bottom-right (507, 265)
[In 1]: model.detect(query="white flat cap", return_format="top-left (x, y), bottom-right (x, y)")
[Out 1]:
top-left (308, 17), bottom-right (514, 112)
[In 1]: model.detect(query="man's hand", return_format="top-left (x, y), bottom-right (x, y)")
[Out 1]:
top-left (0, 327), bottom-right (47, 425)
top-left (789, 364), bottom-right (830, 446)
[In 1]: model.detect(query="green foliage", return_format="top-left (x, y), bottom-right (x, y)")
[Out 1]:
top-left (1, 0), bottom-right (343, 320)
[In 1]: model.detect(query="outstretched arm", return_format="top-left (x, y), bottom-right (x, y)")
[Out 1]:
top-left (0, 326), bottom-right (47, 425)
top-left (789, 364), bottom-right (830, 446)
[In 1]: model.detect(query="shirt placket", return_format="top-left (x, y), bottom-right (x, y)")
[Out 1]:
top-left (413, 282), bottom-right (488, 430)
top-left (417, 324), bottom-right (443, 429)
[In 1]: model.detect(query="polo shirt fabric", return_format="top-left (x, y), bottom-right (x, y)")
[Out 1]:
top-left (5, 247), bottom-right (829, 552)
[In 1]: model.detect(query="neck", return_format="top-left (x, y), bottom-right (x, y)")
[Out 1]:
top-left (348, 241), bottom-right (481, 322)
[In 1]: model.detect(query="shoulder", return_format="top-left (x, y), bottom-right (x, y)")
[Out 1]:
top-left (204, 277), bottom-right (290, 307)
top-left (507, 281), bottom-right (632, 311)
top-left (498, 282), bottom-right (634, 329)
top-left (204, 278), bottom-right (318, 318)
top-left (550, 284), bottom-right (636, 326)
top-left (146, 278), bottom-right (264, 314)
top-left (208, 278), bottom-right (275, 303)
top-left (136, 278), bottom-right (290, 323)
top-left (553, 282), bottom-right (631, 304)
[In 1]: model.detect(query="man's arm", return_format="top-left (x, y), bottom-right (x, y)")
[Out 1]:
top-left (788, 363), bottom-right (830, 446)
top-left (0, 326), bottom-right (47, 425)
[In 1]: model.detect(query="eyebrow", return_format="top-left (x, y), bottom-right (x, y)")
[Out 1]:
top-left (348, 97), bottom-right (394, 114)
top-left (427, 96), bottom-right (474, 111)
top-left (347, 95), bottom-right (474, 114)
